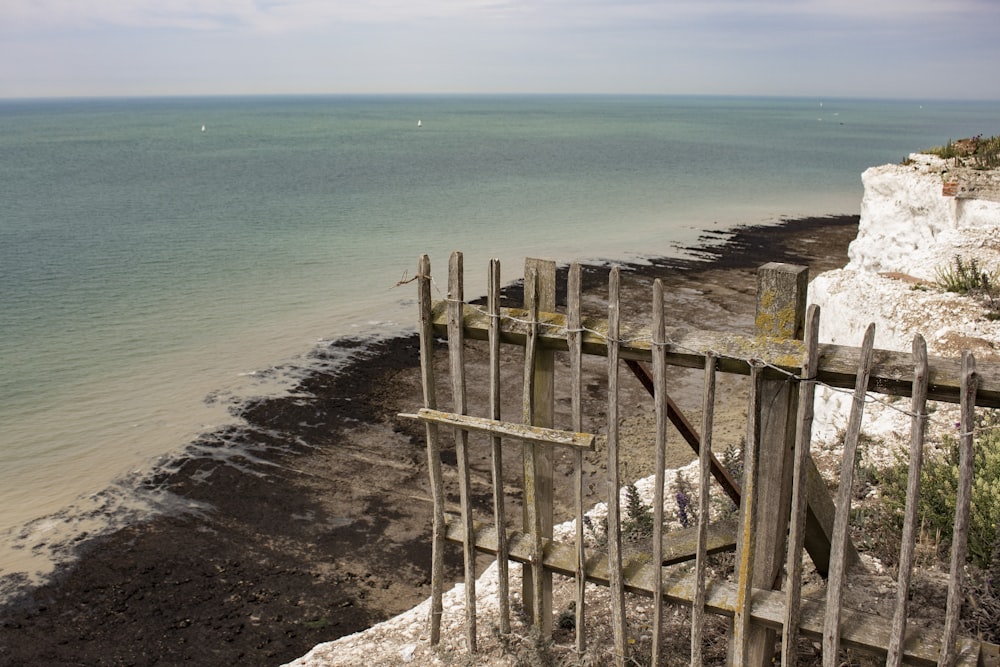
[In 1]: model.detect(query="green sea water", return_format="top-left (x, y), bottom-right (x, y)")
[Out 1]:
top-left (1, 94), bottom-right (997, 577)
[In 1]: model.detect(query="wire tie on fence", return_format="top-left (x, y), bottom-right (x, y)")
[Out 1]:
top-left (393, 272), bottom-right (432, 288)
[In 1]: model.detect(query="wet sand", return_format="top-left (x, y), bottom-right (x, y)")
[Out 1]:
top-left (0, 215), bottom-right (858, 666)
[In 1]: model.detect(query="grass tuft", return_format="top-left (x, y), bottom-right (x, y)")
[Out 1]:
top-left (926, 134), bottom-right (1000, 169)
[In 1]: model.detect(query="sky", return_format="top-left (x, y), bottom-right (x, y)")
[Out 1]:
top-left (2, 0), bottom-right (999, 100)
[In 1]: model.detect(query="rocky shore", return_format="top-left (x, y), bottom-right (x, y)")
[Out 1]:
top-left (0, 215), bottom-right (858, 666)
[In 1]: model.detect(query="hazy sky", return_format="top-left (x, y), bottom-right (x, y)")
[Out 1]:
top-left (2, 0), bottom-right (998, 100)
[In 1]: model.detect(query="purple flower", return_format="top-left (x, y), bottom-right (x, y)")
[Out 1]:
top-left (676, 491), bottom-right (692, 528)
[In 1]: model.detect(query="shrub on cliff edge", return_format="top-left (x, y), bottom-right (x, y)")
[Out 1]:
top-left (927, 134), bottom-right (1000, 169)
top-left (876, 411), bottom-right (1000, 570)
top-left (934, 255), bottom-right (997, 296)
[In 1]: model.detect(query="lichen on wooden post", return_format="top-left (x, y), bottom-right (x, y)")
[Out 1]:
top-left (739, 262), bottom-right (808, 667)
top-left (755, 262), bottom-right (808, 340)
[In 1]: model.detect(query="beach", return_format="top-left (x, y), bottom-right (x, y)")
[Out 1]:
top-left (0, 214), bottom-right (858, 666)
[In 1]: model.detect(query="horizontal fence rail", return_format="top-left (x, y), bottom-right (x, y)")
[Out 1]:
top-left (424, 300), bottom-right (1000, 408)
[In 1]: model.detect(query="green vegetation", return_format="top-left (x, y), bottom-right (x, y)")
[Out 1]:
top-left (876, 412), bottom-right (1000, 570)
top-left (934, 255), bottom-right (996, 295)
top-left (488, 621), bottom-right (559, 667)
top-left (929, 139), bottom-right (965, 161)
top-left (623, 482), bottom-right (654, 540)
top-left (926, 134), bottom-right (1000, 170)
top-left (833, 423), bottom-right (1000, 644)
top-left (583, 480), bottom-right (655, 548)
top-left (721, 441), bottom-right (744, 484)
top-left (865, 413), bottom-right (1000, 643)
top-left (933, 255), bottom-right (1000, 320)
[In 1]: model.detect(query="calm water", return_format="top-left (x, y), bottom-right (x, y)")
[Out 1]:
top-left (1, 94), bottom-right (997, 578)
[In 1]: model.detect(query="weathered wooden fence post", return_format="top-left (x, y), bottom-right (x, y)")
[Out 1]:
top-left (417, 254), bottom-right (445, 645)
top-left (739, 262), bottom-right (808, 667)
top-left (522, 258), bottom-right (556, 634)
top-left (447, 251), bottom-right (478, 653)
top-left (567, 263), bottom-right (587, 656)
top-left (886, 335), bottom-right (929, 667)
top-left (823, 324), bottom-right (877, 666)
top-left (488, 259), bottom-right (511, 636)
top-left (607, 265), bottom-right (628, 666)
top-left (782, 304), bottom-right (822, 667)
top-left (940, 351), bottom-right (978, 667)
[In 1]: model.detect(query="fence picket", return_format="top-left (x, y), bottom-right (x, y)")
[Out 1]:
top-left (734, 362), bottom-right (764, 666)
top-left (607, 265), bottom-right (628, 667)
top-left (939, 352), bottom-right (978, 667)
top-left (447, 251), bottom-right (477, 653)
top-left (782, 303), bottom-right (821, 667)
top-left (487, 259), bottom-right (511, 635)
top-left (521, 268), bottom-right (545, 629)
top-left (824, 323), bottom-right (877, 666)
top-left (887, 335), bottom-right (930, 667)
top-left (692, 350), bottom-right (718, 667)
top-left (417, 254), bottom-right (445, 646)
top-left (652, 279), bottom-right (668, 667)
top-left (567, 263), bottom-right (587, 656)
top-left (522, 259), bottom-right (556, 631)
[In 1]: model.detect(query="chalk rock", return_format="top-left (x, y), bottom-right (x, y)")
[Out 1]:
top-left (847, 154), bottom-right (1000, 278)
top-left (809, 152), bottom-right (1000, 443)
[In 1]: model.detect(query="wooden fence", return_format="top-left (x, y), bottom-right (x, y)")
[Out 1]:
top-left (401, 252), bottom-right (1000, 667)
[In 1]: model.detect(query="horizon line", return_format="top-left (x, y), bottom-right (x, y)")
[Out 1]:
top-left (3, 91), bottom-right (1000, 104)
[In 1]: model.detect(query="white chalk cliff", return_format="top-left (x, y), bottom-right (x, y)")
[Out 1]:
top-left (809, 152), bottom-right (1000, 441)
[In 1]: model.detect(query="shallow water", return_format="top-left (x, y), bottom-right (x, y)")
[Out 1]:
top-left (1, 94), bottom-right (997, 577)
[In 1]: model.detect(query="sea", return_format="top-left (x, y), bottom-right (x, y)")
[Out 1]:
top-left (1, 94), bottom-right (998, 581)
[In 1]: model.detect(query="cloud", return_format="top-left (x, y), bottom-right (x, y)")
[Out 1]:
top-left (1, 0), bottom-right (997, 99)
top-left (7, 0), bottom-right (994, 33)
top-left (1, 0), bottom-right (520, 33)
top-left (3, 0), bottom-right (251, 31)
